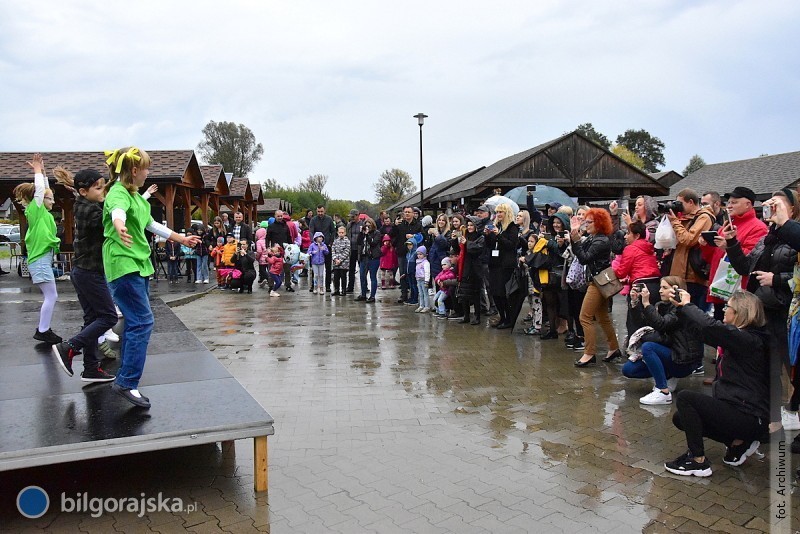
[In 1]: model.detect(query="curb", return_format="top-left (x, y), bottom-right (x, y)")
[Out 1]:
top-left (164, 284), bottom-right (218, 308)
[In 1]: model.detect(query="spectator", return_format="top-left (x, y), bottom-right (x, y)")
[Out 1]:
top-left (309, 205), bottom-right (336, 292)
top-left (390, 206), bottom-right (423, 304)
top-left (267, 209), bottom-right (291, 247)
top-left (571, 208), bottom-right (620, 366)
top-left (346, 209), bottom-right (362, 294)
top-left (702, 191), bottom-right (725, 227)
top-left (665, 290), bottom-right (769, 477)
top-left (230, 211), bottom-right (253, 244)
top-left (474, 204), bottom-right (496, 315)
top-left (456, 217), bottom-right (485, 325)
top-left (486, 203), bottom-right (519, 328)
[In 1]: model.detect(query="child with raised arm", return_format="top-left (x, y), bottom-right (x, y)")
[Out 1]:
top-left (103, 147), bottom-right (200, 408)
top-left (14, 154), bottom-right (62, 344)
top-left (51, 167), bottom-right (117, 382)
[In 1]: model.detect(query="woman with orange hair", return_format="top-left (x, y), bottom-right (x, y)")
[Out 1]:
top-left (570, 208), bottom-right (621, 366)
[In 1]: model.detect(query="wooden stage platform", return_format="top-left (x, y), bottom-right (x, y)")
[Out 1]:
top-left (0, 298), bottom-right (274, 492)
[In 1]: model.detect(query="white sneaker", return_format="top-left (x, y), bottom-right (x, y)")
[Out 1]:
top-left (104, 329), bottom-right (120, 343)
top-left (195, 280), bottom-right (202, 284)
top-left (414, 307), bottom-right (423, 313)
top-left (421, 307), bottom-right (430, 313)
top-left (115, 305), bottom-right (123, 318)
top-left (781, 407), bottom-right (800, 431)
top-left (666, 377), bottom-right (679, 392)
top-left (203, 279), bottom-right (209, 284)
top-left (270, 291), bottom-right (280, 297)
top-left (640, 387), bottom-right (672, 405)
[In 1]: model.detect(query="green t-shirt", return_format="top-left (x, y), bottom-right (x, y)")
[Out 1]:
top-left (103, 181), bottom-right (155, 282)
top-left (24, 200), bottom-right (60, 264)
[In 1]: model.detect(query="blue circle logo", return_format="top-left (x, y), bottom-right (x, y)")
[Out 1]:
top-left (17, 486), bottom-right (49, 519)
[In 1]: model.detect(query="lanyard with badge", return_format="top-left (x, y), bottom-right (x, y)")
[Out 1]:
top-left (492, 223), bottom-right (500, 257)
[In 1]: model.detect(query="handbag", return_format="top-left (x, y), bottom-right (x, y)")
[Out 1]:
top-left (566, 256), bottom-right (588, 291)
top-left (709, 254), bottom-right (740, 301)
top-left (592, 267), bottom-right (623, 299)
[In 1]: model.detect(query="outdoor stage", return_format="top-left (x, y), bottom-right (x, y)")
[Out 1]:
top-left (0, 296), bottom-right (274, 492)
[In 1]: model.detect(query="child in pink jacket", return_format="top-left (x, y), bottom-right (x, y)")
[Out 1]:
top-left (255, 227), bottom-right (271, 289)
top-left (379, 234), bottom-right (398, 289)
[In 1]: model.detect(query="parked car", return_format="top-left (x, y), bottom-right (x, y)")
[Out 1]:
top-left (0, 225), bottom-right (20, 243)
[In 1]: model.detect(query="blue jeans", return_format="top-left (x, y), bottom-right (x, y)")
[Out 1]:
top-left (108, 273), bottom-right (154, 389)
top-left (196, 254), bottom-right (209, 281)
top-left (406, 272), bottom-right (418, 304)
top-left (434, 290), bottom-right (448, 314)
top-left (416, 279), bottom-right (429, 308)
top-left (69, 267), bottom-right (118, 369)
top-left (359, 258), bottom-right (380, 298)
top-left (622, 341), bottom-right (696, 390)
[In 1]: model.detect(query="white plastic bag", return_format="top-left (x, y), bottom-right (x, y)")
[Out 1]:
top-left (709, 255), bottom-right (741, 301)
top-left (654, 216), bottom-right (677, 250)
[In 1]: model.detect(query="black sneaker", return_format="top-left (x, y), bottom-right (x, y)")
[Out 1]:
top-left (665, 451), bottom-right (712, 477)
top-left (111, 383), bottom-right (151, 409)
top-left (447, 313), bottom-right (464, 321)
top-left (366, 297), bottom-right (375, 303)
top-left (692, 365), bottom-right (705, 375)
top-left (81, 367), bottom-right (116, 383)
top-left (52, 342), bottom-right (79, 377)
top-left (723, 440), bottom-right (760, 466)
top-left (354, 295), bottom-right (366, 301)
top-left (34, 328), bottom-right (62, 344)
top-left (573, 338), bottom-right (586, 352)
top-left (564, 332), bottom-right (576, 347)
top-left (286, 286), bottom-right (295, 292)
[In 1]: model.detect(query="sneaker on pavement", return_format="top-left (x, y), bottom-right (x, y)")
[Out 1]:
top-left (104, 329), bottom-right (120, 343)
top-left (270, 291), bottom-right (281, 297)
top-left (572, 339), bottom-right (586, 352)
top-left (665, 451), bottom-right (712, 477)
top-left (203, 279), bottom-right (209, 284)
top-left (195, 279), bottom-right (202, 284)
top-left (52, 342), bottom-right (79, 377)
top-left (111, 383), bottom-right (151, 409)
top-left (640, 386), bottom-right (672, 405)
top-left (781, 408), bottom-right (800, 431)
top-left (34, 328), bottom-right (62, 345)
top-left (98, 340), bottom-right (118, 359)
top-left (723, 440), bottom-right (760, 466)
top-left (81, 367), bottom-right (116, 383)
top-left (692, 365), bottom-right (704, 375)
top-left (666, 377), bottom-right (679, 392)
top-left (414, 307), bottom-right (423, 313)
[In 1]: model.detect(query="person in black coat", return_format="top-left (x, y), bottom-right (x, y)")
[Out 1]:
top-left (456, 217), bottom-right (485, 325)
top-left (229, 211), bottom-right (253, 245)
top-left (663, 289), bottom-right (769, 477)
top-left (390, 206), bottom-right (423, 303)
top-left (230, 240), bottom-right (257, 293)
top-left (623, 276), bottom-right (704, 405)
top-left (354, 218), bottom-right (383, 302)
top-left (486, 204), bottom-right (519, 329)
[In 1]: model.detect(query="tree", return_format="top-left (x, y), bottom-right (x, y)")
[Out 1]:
top-left (374, 168), bottom-right (416, 207)
top-left (683, 155), bottom-right (706, 176)
top-left (299, 174), bottom-right (329, 200)
top-left (615, 129), bottom-right (665, 173)
top-left (197, 120), bottom-right (264, 177)
top-left (611, 144), bottom-right (645, 170)
top-left (573, 123), bottom-right (611, 149)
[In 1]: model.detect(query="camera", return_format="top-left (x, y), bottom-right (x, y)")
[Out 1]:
top-left (762, 203), bottom-right (772, 219)
top-left (672, 285), bottom-right (683, 299)
top-left (657, 200), bottom-right (683, 214)
top-left (632, 283), bottom-right (644, 292)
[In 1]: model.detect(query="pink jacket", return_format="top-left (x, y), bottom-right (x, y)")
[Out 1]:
top-left (434, 267), bottom-right (457, 295)
top-left (380, 240), bottom-right (398, 270)
top-left (255, 228), bottom-right (269, 265)
top-left (701, 209), bottom-right (767, 304)
top-left (612, 238), bottom-right (661, 295)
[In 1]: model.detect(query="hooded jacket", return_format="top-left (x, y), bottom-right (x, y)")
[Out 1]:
top-left (266, 248), bottom-right (285, 275)
top-left (380, 234), bottom-right (398, 270)
top-left (307, 232), bottom-right (329, 265)
top-left (255, 228), bottom-right (269, 265)
top-left (404, 237), bottom-right (418, 276)
top-left (415, 245), bottom-right (430, 282)
top-left (434, 265), bottom-right (457, 296)
top-left (678, 303), bottom-right (770, 420)
top-left (612, 237), bottom-right (660, 295)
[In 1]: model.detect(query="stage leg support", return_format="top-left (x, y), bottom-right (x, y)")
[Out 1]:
top-left (254, 435), bottom-right (268, 493)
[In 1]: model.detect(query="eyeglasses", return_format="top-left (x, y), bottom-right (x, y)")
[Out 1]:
top-left (584, 219), bottom-right (595, 224)
top-left (723, 305), bottom-right (734, 312)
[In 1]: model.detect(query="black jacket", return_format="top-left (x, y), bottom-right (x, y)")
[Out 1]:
top-left (486, 222), bottom-right (520, 270)
top-left (230, 222), bottom-right (253, 244)
top-left (630, 301), bottom-right (704, 366)
top-left (267, 220), bottom-right (291, 247)
top-left (726, 228), bottom-right (795, 313)
top-left (572, 234), bottom-right (611, 276)
top-left (678, 303), bottom-right (770, 420)
top-left (73, 197), bottom-right (105, 272)
top-left (390, 219), bottom-right (423, 251)
top-left (309, 215), bottom-right (336, 245)
top-left (774, 220), bottom-right (800, 252)
top-left (357, 229), bottom-right (382, 261)
top-left (457, 232), bottom-right (485, 298)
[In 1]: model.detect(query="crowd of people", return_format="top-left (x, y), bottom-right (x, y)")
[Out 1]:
top-left (15, 152), bottom-right (800, 478)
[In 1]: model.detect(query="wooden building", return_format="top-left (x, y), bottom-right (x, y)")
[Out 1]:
top-left (390, 131), bottom-right (668, 213)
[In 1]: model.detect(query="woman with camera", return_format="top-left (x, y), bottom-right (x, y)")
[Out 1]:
top-left (664, 289), bottom-right (769, 477)
top-left (623, 277), bottom-right (704, 405)
top-left (355, 217), bottom-right (382, 303)
top-left (570, 208), bottom-right (621, 366)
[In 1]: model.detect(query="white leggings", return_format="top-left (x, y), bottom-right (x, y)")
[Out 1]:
top-left (37, 280), bottom-right (58, 333)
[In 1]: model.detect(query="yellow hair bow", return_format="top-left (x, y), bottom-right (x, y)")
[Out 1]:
top-left (104, 147), bottom-right (141, 173)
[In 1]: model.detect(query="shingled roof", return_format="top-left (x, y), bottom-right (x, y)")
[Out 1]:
top-left (668, 151), bottom-right (800, 200)
top-left (386, 167), bottom-right (485, 213)
top-left (0, 150), bottom-right (199, 183)
top-left (226, 176), bottom-right (249, 198)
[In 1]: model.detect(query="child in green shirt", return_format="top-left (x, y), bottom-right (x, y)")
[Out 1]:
top-left (14, 153), bottom-right (62, 345)
top-left (103, 147), bottom-right (200, 408)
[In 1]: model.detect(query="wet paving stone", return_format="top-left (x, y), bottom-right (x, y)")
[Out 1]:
top-left (2, 279), bottom-right (799, 532)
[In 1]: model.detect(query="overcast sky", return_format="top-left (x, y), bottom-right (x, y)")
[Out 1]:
top-left (1, 0), bottom-right (798, 201)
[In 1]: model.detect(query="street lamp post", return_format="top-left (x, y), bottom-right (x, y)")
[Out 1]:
top-left (413, 113), bottom-right (427, 213)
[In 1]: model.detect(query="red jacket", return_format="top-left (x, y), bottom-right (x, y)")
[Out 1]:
top-left (701, 209), bottom-right (767, 304)
top-left (612, 238), bottom-right (661, 295)
top-left (380, 241), bottom-right (398, 270)
top-left (266, 253), bottom-right (285, 276)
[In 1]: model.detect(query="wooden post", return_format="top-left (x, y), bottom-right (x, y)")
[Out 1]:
top-left (254, 436), bottom-right (268, 493)
top-left (200, 193), bottom-right (210, 226)
top-left (163, 185), bottom-right (176, 229)
top-left (181, 187), bottom-right (192, 230)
